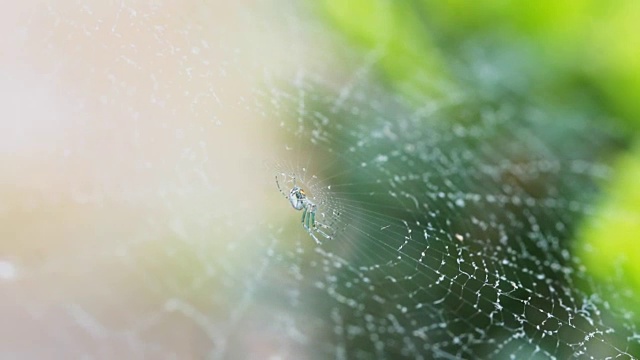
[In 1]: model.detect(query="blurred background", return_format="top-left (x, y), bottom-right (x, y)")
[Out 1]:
top-left (1, 1), bottom-right (639, 359)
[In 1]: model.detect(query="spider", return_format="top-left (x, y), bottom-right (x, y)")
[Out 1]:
top-left (275, 175), bottom-right (333, 244)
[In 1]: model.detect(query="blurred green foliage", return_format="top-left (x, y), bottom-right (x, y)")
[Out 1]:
top-left (316, 0), bottom-right (640, 322)
top-left (578, 142), bottom-right (640, 311)
top-left (320, 0), bottom-right (640, 130)
top-left (320, 0), bottom-right (452, 101)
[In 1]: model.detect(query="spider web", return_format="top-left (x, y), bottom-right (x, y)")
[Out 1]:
top-left (2, 1), bottom-right (639, 359)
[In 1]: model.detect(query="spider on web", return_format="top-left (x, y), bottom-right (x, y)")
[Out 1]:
top-left (275, 175), bottom-right (334, 244)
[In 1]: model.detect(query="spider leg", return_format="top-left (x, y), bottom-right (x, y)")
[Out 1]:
top-left (308, 207), bottom-right (333, 240)
top-left (301, 206), bottom-right (309, 230)
top-left (313, 209), bottom-right (342, 240)
top-left (313, 223), bottom-right (333, 239)
top-left (309, 207), bottom-right (316, 229)
top-left (275, 175), bottom-right (289, 198)
top-left (314, 220), bottom-right (333, 230)
top-left (306, 206), bottom-right (314, 230)
top-left (308, 230), bottom-right (322, 244)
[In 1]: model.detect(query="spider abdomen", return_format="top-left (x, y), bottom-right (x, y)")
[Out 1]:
top-left (288, 186), bottom-right (306, 210)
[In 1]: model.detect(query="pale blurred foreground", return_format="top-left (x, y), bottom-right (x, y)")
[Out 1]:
top-left (0, 1), bottom-right (312, 358)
